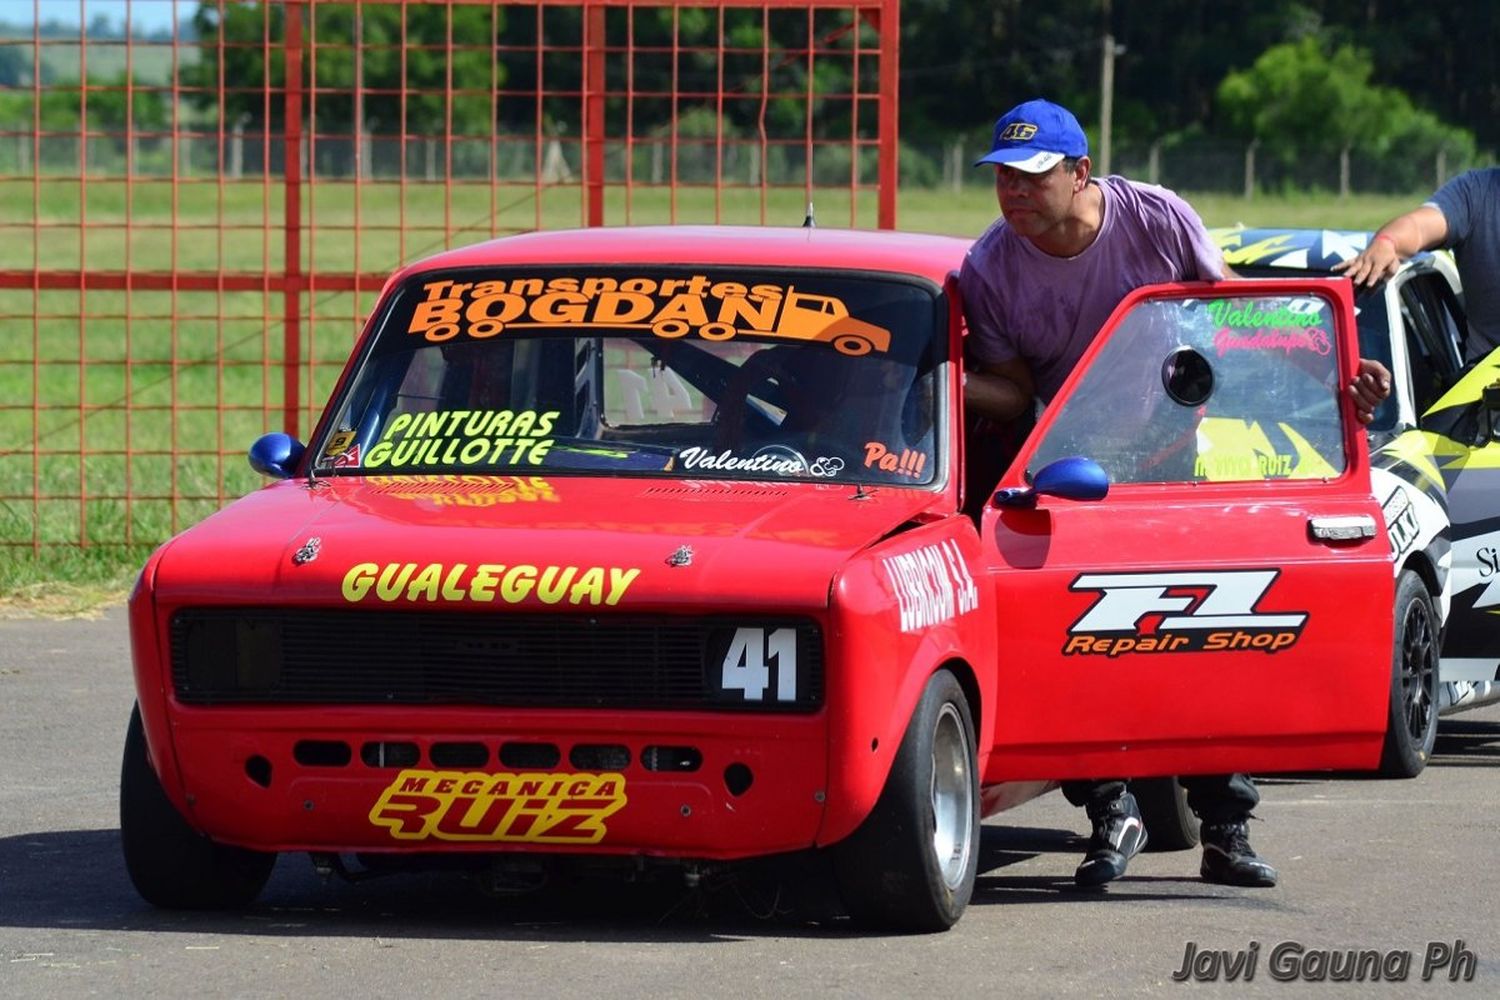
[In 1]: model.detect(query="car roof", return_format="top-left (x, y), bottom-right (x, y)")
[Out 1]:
top-left (393, 225), bottom-right (974, 287)
top-left (1210, 226), bottom-right (1438, 274)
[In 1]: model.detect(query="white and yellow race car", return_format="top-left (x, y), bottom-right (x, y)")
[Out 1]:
top-left (1215, 226), bottom-right (1500, 777)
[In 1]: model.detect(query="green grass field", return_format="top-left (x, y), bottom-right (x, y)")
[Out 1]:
top-left (0, 177), bottom-right (1430, 607)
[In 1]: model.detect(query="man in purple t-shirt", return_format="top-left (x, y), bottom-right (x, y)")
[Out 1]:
top-left (961, 99), bottom-right (1389, 423)
top-left (958, 99), bottom-right (1389, 892)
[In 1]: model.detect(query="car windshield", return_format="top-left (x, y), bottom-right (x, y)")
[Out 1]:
top-left (313, 267), bottom-right (944, 486)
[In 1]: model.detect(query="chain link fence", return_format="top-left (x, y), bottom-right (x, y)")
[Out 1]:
top-left (5, 129), bottom-right (1486, 198)
top-left (915, 135), bottom-right (1489, 198)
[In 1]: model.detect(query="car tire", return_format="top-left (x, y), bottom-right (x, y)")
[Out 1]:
top-left (833, 669), bottom-right (978, 933)
top-left (120, 704), bottom-right (275, 908)
top-left (1133, 777), bottom-right (1199, 851)
top-left (1377, 571), bottom-right (1440, 778)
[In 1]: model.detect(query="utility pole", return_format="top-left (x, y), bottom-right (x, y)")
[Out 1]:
top-left (1098, 1), bottom-right (1122, 177)
top-left (1099, 33), bottom-right (1116, 177)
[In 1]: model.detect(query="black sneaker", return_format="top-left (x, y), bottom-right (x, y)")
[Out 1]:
top-left (1200, 820), bottom-right (1278, 887)
top-left (1074, 791), bottom-right (1147, 887)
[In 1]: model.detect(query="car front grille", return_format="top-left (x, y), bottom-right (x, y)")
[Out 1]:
top-left (169, 608), bottom-right (823, 711)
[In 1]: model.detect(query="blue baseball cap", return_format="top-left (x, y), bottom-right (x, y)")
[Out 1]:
top-left (974, 98), bottom-right (1089, 173)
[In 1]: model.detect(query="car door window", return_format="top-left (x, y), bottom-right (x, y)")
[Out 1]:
top-left (1029, 292), bottom-right (1346, 484)
top-left (1351, 288), bottom-right (1401, 432)
top-left (1398, 274), bottom-right (1465, 414)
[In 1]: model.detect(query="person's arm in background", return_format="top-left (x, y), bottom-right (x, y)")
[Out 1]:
top-left (964, 358), bottom-right (1035, 422)
top-left (1334, 205), bottom-right (1450, 289)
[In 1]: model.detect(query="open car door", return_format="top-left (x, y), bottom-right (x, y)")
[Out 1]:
top-left (982, 279), bottom-right (1393, 781)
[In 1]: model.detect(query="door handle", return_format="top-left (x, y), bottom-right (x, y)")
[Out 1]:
top-left (1308, 515), bottom-right (1377, 541)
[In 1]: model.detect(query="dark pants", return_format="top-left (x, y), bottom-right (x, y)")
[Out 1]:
top-left (1061, 774), bottom-right (1260, 826)
top-left (961, 411), bottom-right (1035, 520)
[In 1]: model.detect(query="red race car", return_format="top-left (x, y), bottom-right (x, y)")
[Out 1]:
top-left (124, 226), bottom-right (1396, 931)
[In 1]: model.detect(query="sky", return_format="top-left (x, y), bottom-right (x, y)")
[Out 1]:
top-left (10, 1), bottom-right (183, 35)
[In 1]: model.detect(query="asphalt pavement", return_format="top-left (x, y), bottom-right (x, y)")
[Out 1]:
top-left (3, 607), bottom-right (1497, 998)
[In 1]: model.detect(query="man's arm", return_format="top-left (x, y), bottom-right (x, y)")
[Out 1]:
top-left (964, 357), bottom-right (1036, 422)
top-left (1333, 205), bottom-right (1449, 289)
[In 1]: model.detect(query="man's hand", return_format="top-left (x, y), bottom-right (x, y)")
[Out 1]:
top-left (1334, 235), bottom-right (1402, 289)
top-left (1347, 358), bottom-right (1392, 425)
top-left (1332, 206), bottom-right (1448, 290)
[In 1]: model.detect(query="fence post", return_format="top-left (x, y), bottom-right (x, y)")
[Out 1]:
top-left (875, 0), bottom-right (900, 229)
top-left (1339, 147), bottom-right (1350, 199)
top-left (282, 2), bottom-right (304, 437)
top-left (1436, 147), bottom-right (1447, 189)
top-left (230, 116), bottom-right (244, 178)
top-left (950, 141), bottom-right (963, 193)
top-left (1148, 141), bottom-right (1160, 185)
top-left (1243, 141), bottom-right (1256, 200)
top-left (582, 1), bottom-right (606, 227)
top-left (359, 127), bottom-right (372, 180)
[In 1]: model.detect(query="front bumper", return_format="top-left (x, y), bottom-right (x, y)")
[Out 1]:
top-left (164, 705), bottom-right (829, 859)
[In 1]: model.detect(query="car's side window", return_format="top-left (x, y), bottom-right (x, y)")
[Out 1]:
top-left (1398, 274), bottom-right (1466, 416)
top-left (1432, 279), bottom-right (1471, 366)
top-left (1029, 293), bottom-right (1347, 485)
top-left (1417, 275), bottom-right (1467, 368)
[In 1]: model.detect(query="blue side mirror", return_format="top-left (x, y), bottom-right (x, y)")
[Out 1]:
top-left (993, 456), bottom-right (1109, 508)
top-left (248, 433), bottom-right (306, 479)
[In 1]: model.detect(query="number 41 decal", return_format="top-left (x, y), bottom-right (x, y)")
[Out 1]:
top-left (722, 627), bottom-right (798, 701)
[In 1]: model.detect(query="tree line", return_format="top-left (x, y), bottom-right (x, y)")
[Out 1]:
top-left (1, 1), bottom-right (1494, 184)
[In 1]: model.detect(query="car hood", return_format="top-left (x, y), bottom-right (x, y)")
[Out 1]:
top-left (149, 475), bottom-right (942, 612)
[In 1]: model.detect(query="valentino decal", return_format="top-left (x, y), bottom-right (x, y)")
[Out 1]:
top-left (676, 446), bottom-right (843, 478)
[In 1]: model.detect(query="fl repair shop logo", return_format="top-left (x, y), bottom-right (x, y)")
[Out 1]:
top-left (1063, 569), bottom-right (1308, 657)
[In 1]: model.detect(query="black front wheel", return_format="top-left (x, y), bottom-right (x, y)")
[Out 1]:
top-left (120, 704), bottom-right (275, 908)
top-left (1377, 571), bottom-right (1440, 778)
top-left (833, 670), bottom-right (979, 932)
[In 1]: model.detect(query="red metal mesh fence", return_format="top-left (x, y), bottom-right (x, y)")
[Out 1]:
top-left (0, 0), bottom-right (900, 558)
